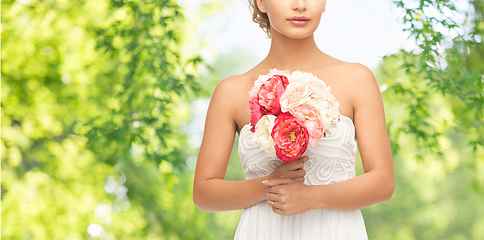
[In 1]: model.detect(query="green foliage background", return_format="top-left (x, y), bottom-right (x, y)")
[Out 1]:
top-left (1, 0), bottom-right (483, 239)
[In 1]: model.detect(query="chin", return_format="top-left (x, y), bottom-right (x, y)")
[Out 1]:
top-left (288, 32), bottom-right (315, 40)
top-left (275, 28), bottom-right (317, 40)
top-left (271, 23), bottom-right (320, 40)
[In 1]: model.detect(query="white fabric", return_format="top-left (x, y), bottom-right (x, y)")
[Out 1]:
top-left (234, 115), bottom-right (368, 240)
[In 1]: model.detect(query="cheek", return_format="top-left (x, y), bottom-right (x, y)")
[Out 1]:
top-left (264, 0), bottom-right (289, 23)
top-left (309, 0), bottom-right (326, 17)
top-left (266, 13), bottom-right (283, 33)
top-left (265, 7), bottom-right (281, 24)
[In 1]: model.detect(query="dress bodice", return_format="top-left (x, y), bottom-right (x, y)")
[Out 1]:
top-left (238, 115), bottom-right (357, 185)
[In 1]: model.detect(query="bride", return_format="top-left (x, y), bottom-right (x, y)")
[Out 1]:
top-left (193, 0), bottom-right (394, 239)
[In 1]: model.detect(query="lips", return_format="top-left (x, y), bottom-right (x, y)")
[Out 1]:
top-left (287, 16), bottom-right (310, 25)
top-left (288, 16), bottom-right (310, 22)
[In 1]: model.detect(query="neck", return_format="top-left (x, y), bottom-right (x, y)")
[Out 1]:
top-left (264, 31), bottom-right (323, 71)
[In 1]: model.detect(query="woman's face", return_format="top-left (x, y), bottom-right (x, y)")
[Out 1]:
top-left (257, 0), bottom-right (326, 39)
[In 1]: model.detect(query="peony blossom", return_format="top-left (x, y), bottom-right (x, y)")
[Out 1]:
top-left (248, 97), bottom-right (264, 132)
top-left (249, 73), bottom-right (289, 132)
top-left (249, 74), bottom-right (270, 99)
top-left (288, 70), bottom-right (317, 85)
top-left (280, 82), bottom-right (312, 112)
top-left (254, 115), bottom-right (277, 158)
top-left (249, 70), bottom-right (289, 99)
top-left (289, 103), bottom-right (323, 147)
top-left (309, 79), bottom-right (331, 100)
top-left (257, 75), bottom-right (289, 115)
top-left (314, 98), bottom-right (341, 134)
top-left (271, 113), bottom-right (309, 162)
top-left (269, 68), bottom-right (290, 76)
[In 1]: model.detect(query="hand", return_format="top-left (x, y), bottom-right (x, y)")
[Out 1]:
top-left (262, 178), bottom-right (313, 216)
top-left (266, 156), bottom-right (309, 183)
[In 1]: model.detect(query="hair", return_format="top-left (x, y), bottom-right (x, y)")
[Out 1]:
top-left (248, 0), bottom-right (271, 38)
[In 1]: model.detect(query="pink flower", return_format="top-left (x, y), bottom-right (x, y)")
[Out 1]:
top-left (248, 97), bottom-right (264, 132)
top-left (257, 75), bottom-right (289, 115)
top-left (271, 113), bottom-right (309, 162)
top-left (249, 75), bottom-right (289, 132)
top-left (289, 103), bottom-right (323, 147)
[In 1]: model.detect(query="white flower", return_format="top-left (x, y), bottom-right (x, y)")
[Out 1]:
top-left (269, 68), bottom-right (289, 76)
top-left (254, 115), bottom-right (277, 158)
top-left (309, 79), bottom-right (331, 99)
top-left (280, 82), bottom-right (312, 112)
top-left (314, 97), bottom-right (341, 132)
top-left (288, 70), bottom-right (316, 84)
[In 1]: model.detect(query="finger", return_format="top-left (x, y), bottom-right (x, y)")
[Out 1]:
top-left (266, 186), bottom-right (279, 194)
top-left (266, 192), bottom-right (279, 201)
top-left (272, 207), bottom-right (281, 214)
top-left (294, 177), bottom-right (305, 183)
top-left (267, 199), bottom-right (281, 209)
top-left (292, 157), bottom-right (309, 169)
top-left (271, 201), bottom-right (279, 210)
top-left (271, 203), bottom-right (284, 214)
top-left (272, 207), bottom-right (291, 216)
top-left (278, 168), bottom-right (305, 180)
top-left (283, 160), bottom-right (304, 171)
top-left (262, 178), bottom-right (293, 187)
top-left (299, 156), bottom-right (309, 163)
top-left (278, 158), bottom-right (307, 173)
top-left (267, 199), bottom-right (277, 208)
top-left (271, 202), bottom-right (293, 216)
top-left (290, 168), bottom-right (306, 178)
top-left (290, 157), bottom-right (308, 168)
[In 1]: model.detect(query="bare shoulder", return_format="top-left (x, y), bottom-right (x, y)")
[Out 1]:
top-left (209, 72), bottom-right (255, 130)
top-left (316, 59), bottom-right (379, 118)
top-left (213, 75), bottom-right (245, 97)
top-left (334, 62), bottom-right (376, 86)
top-left (333, 62), bottom-right (380, 101)
top-left (211, 74), bottom-right (251, 105)
top-left (317, 55), bottom-right (376, 86)
top-left (337, 63), bottom-right (385, 128)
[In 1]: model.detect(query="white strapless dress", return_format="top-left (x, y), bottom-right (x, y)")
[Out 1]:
top-left (234, 115), bottom-right (368, 240)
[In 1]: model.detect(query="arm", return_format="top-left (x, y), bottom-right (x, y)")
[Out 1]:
top-left (264, 64), bottom-right (394, 215)
top-left (193, 77), bottom-right (265, 212)
top-left (193, 77), bottom-right (307, 212)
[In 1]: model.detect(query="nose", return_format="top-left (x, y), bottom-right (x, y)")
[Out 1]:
top-left (292, 0), bottom-right (307, 11)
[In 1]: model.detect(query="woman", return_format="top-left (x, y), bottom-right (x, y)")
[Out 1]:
top-left (193, 0), bottom-right (394, 239)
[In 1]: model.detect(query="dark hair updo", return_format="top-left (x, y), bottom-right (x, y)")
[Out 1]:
top-left (248, 0), bottom-right (271, 37)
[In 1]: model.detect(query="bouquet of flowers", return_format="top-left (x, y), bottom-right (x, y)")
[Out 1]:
top-left (248, 69), bottom-right (340, 162)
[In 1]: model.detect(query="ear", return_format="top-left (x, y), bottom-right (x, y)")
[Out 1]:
top-left (256, 0), bottom-right (267, 13)
top-left (322, 0), bottom-right (327, 13)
